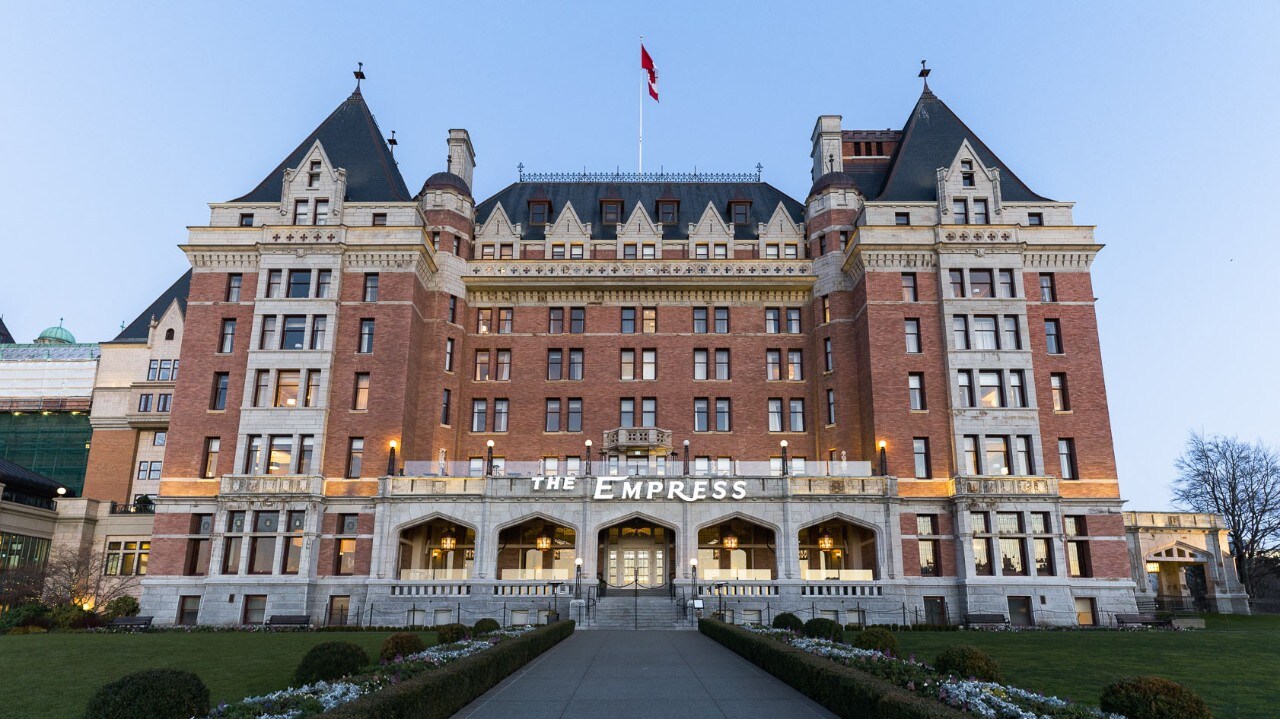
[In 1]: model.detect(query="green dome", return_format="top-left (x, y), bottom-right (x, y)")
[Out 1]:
top-left (35, 325), bottom-right (75, 344)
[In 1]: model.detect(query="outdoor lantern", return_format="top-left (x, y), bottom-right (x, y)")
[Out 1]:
top-left (721, 531), bottom-right (739, 550)
top-left (817, 529), bottom-right (835, 551)
top-left (535, 532), bottom-right (552, 551)
top-left (1145, 562), bottom-right (1160, 574)
top-left (440, 529), bottom-right (457, 551)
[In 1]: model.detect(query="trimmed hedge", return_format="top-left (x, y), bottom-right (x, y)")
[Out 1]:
top-left (803, 617), bottom-right (845, 643)
top-left (294, 641), bottom-right (371, 685)
top-left (436, 622), bottom-right (469, 644)
top-left (1100, 676), bottom-right (1213, 719)
top-left (852, 627), bottom-right (900, 656)
top-left (323, 620), bottom-right (575, 718)
top-left (473, 618), bottom-right (500, 634)
top-left (83, 668), bottom-right (210, 719)
top-left (380, 632), bottom-right (427, 661)
top-left (934, 645), bottom-right (1000, 682)
top-left (700, 620), bottom-right (967, 719)
top-left (772, 612), bottom-right (804, 632)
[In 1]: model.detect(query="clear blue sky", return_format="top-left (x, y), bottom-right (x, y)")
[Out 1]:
top-left (2, 2), bottom-right (1277, 509)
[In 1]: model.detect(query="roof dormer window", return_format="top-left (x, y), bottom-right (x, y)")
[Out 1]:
top-left (601, 201), bottom-right (622, 225)
top-left (729, 201), bottom-right (750, 225)
top-left (529, 201), bottom-right (550, 226)
top-left (308, 161), bottom-right (321, 188)
top-left (658, 201), bottom-right (678, 224)
top-left (961, 160), bottom-right (976, 188)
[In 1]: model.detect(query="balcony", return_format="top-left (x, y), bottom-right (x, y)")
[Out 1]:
top-left (603, 427), bottom-right (673, 453)
top-left (952, 475), bottom-right (1058, 497)
top-left (385, 477), bottom-right (484, 496)
top-left (219, 475), bottom-right (323, 496)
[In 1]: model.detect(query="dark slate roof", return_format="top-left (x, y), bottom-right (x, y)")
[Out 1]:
top-left (419, 171), bottom-right (471, 197)
top-left (809, 171), bottom-right (860, 197)
top-left (0, 455), bottom-right (66, 499)
top-left (0, 317), bottom-right (14, 344)
top-left (875, 88), bottom-right (1050, 202)
top-left (113, 271), bottom-right (192, 343)
top-left (475, 182), bottom-right (804, 240)
top-left (232, 90), bottom-right (412, 203)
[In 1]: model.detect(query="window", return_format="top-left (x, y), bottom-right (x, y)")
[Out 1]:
top-left (494, 350), bottom-right (511, 381)
top-left (961, 159), bottom-right (975, 187)
top-left (823, 338), bottom-right (833, 372)
top-left (641, 308), bottom-right (657, 334)
top-left (566, 398), bottom-right (582, 432)
top-left (622, 244), bottom-right (637, 260)
top-left (477, 309), bottom-right (492, 334)
top-left (918, 538), bottom-right (939, 576)
top-left (901, 273), bottom-right (918, 302)
top-left (307, 160), bottom-right (321, 187)
top-left (449, 296), bottom-right (458, 324)
top-left (1058, 438), bottom-right (1078, 479)
top-left (693, 349), bottom-right (709, 380)
top-left (973, 536), bottom-right (993, 576)
top-left (985, 436), bottom-right (1010, 476)
top-left (287, 270), bottom-right (311, 299)
top-left (244, 436), bottom-right (264, 474)
top-left (352, 373), bottom-right (370, 410)
top-left (978, 370), bottom-right (1004, 408)
top-left (335, 539), bottom-right (357, 576)
top-left (545, 399), bottom-right (561, 432)
top-left (547, 349), bottom-right (563, 380)
top-left (767, 398), bottom-right (783, 432)
top-left (641, 349), bottom-right (657, 379)
top-left (252, 370), bottom-right (269, 407)
top-left (238, 213), bottom-right (254, 227)
top-left (908, 373), bottom-right (926, 410)
top-left (957, 370), bottom-right (975, 408)
top-left (202, 438), bottom-right (220, 478)
top-left (1002, 316), bottom-right (1021, 350)
top-left (713, 243), bottom-right (729, 259)
top-left (1051, 373), bottom-right (1070, 411)
top-left (952, 199), bottom-right (968, 225)
top-left (973, 316), bottom-right (998, 350)
top-left (440, 389), bottom-right (451, 425)
top-left (219, 319), bottom-right (236, 353)
top-left (570, 307), bottom-right (585, 333)
top-left (973, 199), bottom-right (989, 225)
top-left (620, 398), bottom-right (635, 428)
top-left (265, 270), bottom-right (283, 298)
top-left (1000, 537), bottom-right (1027, 576)
top-left (363, 273), bottom-right (379, 302)
top-left (1045, 319), bottom-right (1063, 354)
top-left (372, 212), bottom-right (387, 226)
top-left (786, 308), bottom-right (801, 333)
top-left (266, 436), bottom-right (293, 474)
top-left (786, 350), bottom-right (803, 381)
top-left (709, 307), bottom-right (728, 334)
top-left (715, 349), bottom-right (730, 380)
top-left (764, 308), bottom-right (781, 334)
top-left (1074, 597), bottom-right (1096, 626)
top-left (912, 438), bottom-right (930, 478)
top-left (789, 399), bottom-right (805, 431)
top-left (694, 244), bottom-right (710, 259)
top-left (358, 319), bottom-right (375, 353)
top-left (1009, 370), bottom-right (1027, 408)
top-left (136, 460), bottom-right (162, 480)
top-left (497, 308), bottom-right (513, 334)
top-left (998, 269), bottom-right (1017, 298)
top-left (659, 201), bottom-right (678, 224)
top-left (825, 389), bottom-right (836, 425)
top-left (1016, 435), bottom-right (1035, 475)
top-left (1067, 540), bottom-right (1092, 578)
top-left (970, 270), bottom-right (993, 298)
top-left (692, 308), bottom-right (708, 334)
top-left (494, 399), bottom-right (509, 432)
top-left (715, 398), bottom-right (731, 432)
top-left (549, 308), bottom-right (564, 334)
top-left (1034, 537), bottom-right (1054, 575)
top-left (601, 201), bottom-right (622, 224)
top-left (210, 373), bottom-right (229, 410)
top-left (316, 270), bottom-right (331, 298)
top-left (621, 308), bottom-right (637, 334)
top-left (444, 338), bottom-right (454, 372)
top-left (310, 316), bottom-right (327, 350)
top-left (177, 596), bottom-right (201, 625)
top-left (304, 370), bottom-right (320, 407)
top-left (620, 350), bottom-right (636, 381)
top-left (346, 438), bottom-right (364, 478)
top-left (1039, 273), bottom-right (1056, 302)
top-left (693, 398), bottom-right (710, 432)
top-left (904, 319), bottom-right (921, 353)
top-left (226, 274), bottom-right (242, 301)
top-left (297, 436), bottom-right (315, 474)
top-left (281, 315), bottom-right (305, 350)
top-left (1028, 212), bottom-right (1044, 227)
top-left (470, 399), bottom-right (488, 432)
top-left (819, 297), bottom-right (831, 325)
top-left (529, 202), bottom-right (548, 225)
top-left (765, 350), bottom-right (781, 380)
top-left (963, 435), bottom-right (980, 475)
top-left (137, 393), bottom-right (153, 413)
top-left (952, 316), bottom-right (970, 350)
top-left (567, 349), bottom-right (584, 380)
top-left (641, 398), bottom-right (656, 426)
top-left (895, 212), bottom-right (911, 226)
top-left (294, 199), bottom-right (310, 225)
top-left (550, 244), bottom-right (566, 259)
top-left (259, 316), bottom-right (277, 349)
top-left (274, 370), bottom-right (300, 407)
top-left (730, 202), bottom-right (750, 224)
top-left (156, 393), bottom-right (172, 413)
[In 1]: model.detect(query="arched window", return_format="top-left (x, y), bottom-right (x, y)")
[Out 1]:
top-left (164, 328), bottom-right (175, 340)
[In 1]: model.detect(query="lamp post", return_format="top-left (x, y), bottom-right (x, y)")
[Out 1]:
top-left (575, 557), bottom-right (583, 599)
top-left (584, 439), bottom-right (593, 476)
top-left (780, 440), bottom-right (789, 477)
top-left (387, 440), bottom-right (398, 476)
top-left (682, 439), bottom-right (690, 476)
top-left (877, 440), bottom-right (888, 476)
top-left (690, 557), bottom-right (699, 609)
top-left (485, 439), bottom-right (495, 477)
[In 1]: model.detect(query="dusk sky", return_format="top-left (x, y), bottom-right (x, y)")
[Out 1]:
top-left (2, 2), bottom-right (1277, 510)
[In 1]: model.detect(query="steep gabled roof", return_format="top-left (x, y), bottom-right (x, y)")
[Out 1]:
top-left (0, 455), bottom-right (66, 499)
top-left (0, 317), bottom-right (14, 344)
top-left (113, 271), bottom-right (192, 343)
top-left (232, 90), bottom-right (411, 203)
top-left (875, 87), bottom-right (1050, 203)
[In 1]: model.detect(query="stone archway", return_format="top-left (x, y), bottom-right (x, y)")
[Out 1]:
top-left (496, 516), bottom-right (578, 581)
top-left (397, 518), bottom-right (476, 581)
top-left (797, 518), bottom-right (879, 580)
top-left (596, 515), bottom-right (678, 588)
top-left (695, 515), bottom-right (777, 581)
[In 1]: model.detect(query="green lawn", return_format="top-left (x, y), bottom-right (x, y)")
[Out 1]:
top-left (0, 630), bottom-right (437, 719)
top-left (894, 614), bottom-right (1280, 719)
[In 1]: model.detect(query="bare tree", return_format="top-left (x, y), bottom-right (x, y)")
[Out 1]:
top-left (0, 562), bottom-right (47, 607)
top-left (40, 545), bottom-right (140, 610)
top-left (1172, 431), bottom-right (1280, 596)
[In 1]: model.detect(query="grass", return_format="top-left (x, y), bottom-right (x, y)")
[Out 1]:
top-left (891, 614), bottom-right (1280, 719)
top-left (0, 629), bottom-right (437, 719)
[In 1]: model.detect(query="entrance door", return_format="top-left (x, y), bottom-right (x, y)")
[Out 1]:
top-left (610, 542), bottom-right (665, 586)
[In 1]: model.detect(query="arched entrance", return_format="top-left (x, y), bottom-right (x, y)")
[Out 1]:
top-left (697, 517), bottom-right (777, 580)
top-left (597, 517), bottom-right (675, 588)
top-left (497, 518), bottom-right (577, 581)
top-left (397, 519), bottom-right (475, 581)
top-left (798, 520), bottom-right (878, 580)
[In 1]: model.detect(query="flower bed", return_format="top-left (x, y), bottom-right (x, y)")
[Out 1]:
top-left (206, 627), bottom-right (542, 719)
top-left (738, 624), bottom-right (1121, 719)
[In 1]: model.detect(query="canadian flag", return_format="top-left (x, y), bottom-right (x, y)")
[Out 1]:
top-left (641, 44), bottom-right (659, 102)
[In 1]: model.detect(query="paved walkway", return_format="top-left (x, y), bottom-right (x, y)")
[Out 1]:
top-left (452, 630), bottom-right (837, 719)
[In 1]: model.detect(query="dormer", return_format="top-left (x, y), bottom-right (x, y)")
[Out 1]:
top-left (937, 141), bottom-right (1002, 225)
top-left (280, 141), bottom-right (347, 226)
top-left (527, 187), bottom-right (552, 227)
top-left (727, 197), bottom-right (752, 226)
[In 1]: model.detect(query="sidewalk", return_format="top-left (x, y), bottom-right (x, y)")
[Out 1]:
top-left (452, 629), bottom-right (837, 718)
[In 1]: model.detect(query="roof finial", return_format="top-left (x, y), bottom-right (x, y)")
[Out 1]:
top-left (918, 60), bottom-right (931, 93)
top-left (756, 162), bottom-right (763, 180)
top-left (827, 153), bottom-right (835, 173)
top-left (353, 61), bottom-right (366, 92)
top-left (517, 162), bottom-right (525, 181)
top-left (387, 130), bottom-right (397, 157)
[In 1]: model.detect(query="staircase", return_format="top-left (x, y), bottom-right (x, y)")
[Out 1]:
top-left (582, 593), bottom-right (697, 630)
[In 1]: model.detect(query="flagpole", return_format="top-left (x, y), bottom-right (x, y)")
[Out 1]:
top-left (638, 35), bottom-right (644, 174)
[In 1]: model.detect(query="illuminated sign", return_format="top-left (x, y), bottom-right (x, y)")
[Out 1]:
top-left (530, 476), bottom-right (748, 501)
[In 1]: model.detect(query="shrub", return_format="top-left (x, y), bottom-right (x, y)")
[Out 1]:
top-left (933, 645), bottom-right (1001, 682)
top-left (802, 617), bottom-right (845, 643)
top-left (1100, 676), bottom-right (1213, 719)
top-left (5, 625), bottom-right (48, 635)
top-left (380, 632), bottom-right (427, 661)
top-left (0, 602), bottom-right (51, 631)
top-left (49, 603), bottom-right (102, 630)
top-left (772, 612), bottom-right (804, 632)
top-left (473, 618), bottom-right (500, 634)
top-left (102, 596), bottom-right (141, 620)
top-left (83, 668), bottom-right (209, 719)
top-left (325, 621), bottom-right (575, 719)
top-left (293, 641), bottom-right (370, 685)
top-left (437, 622), bottom-right (470, 644)
top-left (852, 627), bottom-right (900, 656)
